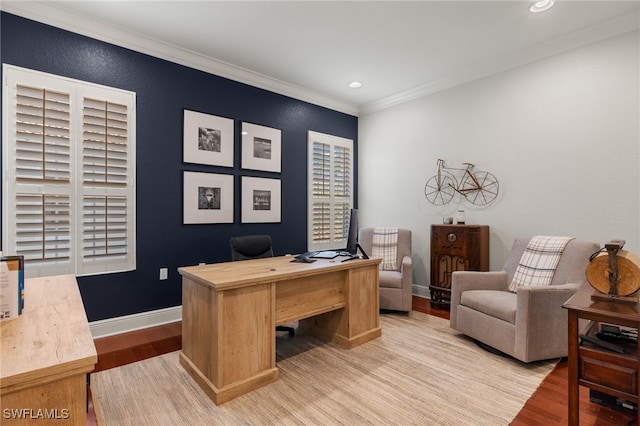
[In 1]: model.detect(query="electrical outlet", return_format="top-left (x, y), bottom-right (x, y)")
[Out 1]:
top-left (159, 268), bottom-right (168, 280)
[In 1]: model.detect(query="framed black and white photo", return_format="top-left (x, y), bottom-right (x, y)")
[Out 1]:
top-left (183, 109), bottom-right (234, 167)
top-left (241, 122), bottom-right (281, 173)
top-left (241, 176), bottom-right (281, 223)
top-left (183, 171), bottom-right (234, 224)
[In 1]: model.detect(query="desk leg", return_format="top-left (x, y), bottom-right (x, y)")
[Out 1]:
top-left (181, 278), bottom-right (278, 405)
top-left (567, 310), bottom-right (579, 426)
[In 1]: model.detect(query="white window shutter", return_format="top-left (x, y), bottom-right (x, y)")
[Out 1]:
top-left (307, 131), bottom-right (354, 251)
top-left (8, 82), bottom-right (74, 277)
top-left (332, 143), bottom-right (352, 241)
top-left (311, 141), bottom-right (331, 244)
top-left (80, 93), bottom-right (134, 275)
top-left (82, 97), bottom-right (129, 186)
top-left (15, 85), bottom-right (71, 183)
top-left (15, 193), bottom-right (71, 259)
top-left (3, 65), bottom-right (136, 278)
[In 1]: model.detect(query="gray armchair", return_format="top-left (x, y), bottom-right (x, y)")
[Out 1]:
top-left (450, 237), bottom-right (599, 363)
top-left (359, 228), bottom-right (413, 312)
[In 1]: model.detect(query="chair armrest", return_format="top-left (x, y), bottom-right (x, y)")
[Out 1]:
top-left (513, 283), bottom-right (581, 361)
top-left (400, 255), bottom-right (412, 285)
top-left (400, 255), bottom-right (413, 310)
top-left (450, 271), bottom-right (508, 329)
top-left (516, 283), bottom-right (581, 317)
top-left (452, 271), bottom-right (509, 292)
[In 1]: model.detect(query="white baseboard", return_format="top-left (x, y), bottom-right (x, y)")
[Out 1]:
top-left (90, 290), bottom-right (433, 339)
top-left (412, 284), bottom-right (430, 299)
top-left (89, 305), bottom-right (182, 339)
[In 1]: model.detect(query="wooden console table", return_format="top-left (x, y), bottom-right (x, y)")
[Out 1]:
top-left (178, 255), bottom-right (382, 405)
top-left (0, 275), bottom-right (97, 425)
top-left (563, 283), bottom-right (640, 425)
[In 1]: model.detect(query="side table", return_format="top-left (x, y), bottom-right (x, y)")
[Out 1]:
top-left (563, 283), bottom-right (640, 425)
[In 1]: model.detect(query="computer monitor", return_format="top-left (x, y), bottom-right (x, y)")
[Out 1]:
top-left (345, 208), bottom-right (368, 258)
top-left (345, 208), bottom-right (359, 255)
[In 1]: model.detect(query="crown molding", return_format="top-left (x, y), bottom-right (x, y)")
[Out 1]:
top-left (1, 2), bottom-right (359, 116)
top-left (359, 10), bottom-right (639, 115)
top-left (3, 3), bottom-right (637, 117)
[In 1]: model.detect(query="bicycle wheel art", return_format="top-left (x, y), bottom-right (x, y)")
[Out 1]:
top-left (461, 171), bottom-right (499, 205)
top-left (424, 171), bottom-right (457, 205)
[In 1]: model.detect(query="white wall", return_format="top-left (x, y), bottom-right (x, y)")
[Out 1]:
top-left (358, 31), bottom-right (640, 297)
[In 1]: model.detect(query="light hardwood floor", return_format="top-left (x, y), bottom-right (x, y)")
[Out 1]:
top-left (88, 297), bottom-right (635, 425)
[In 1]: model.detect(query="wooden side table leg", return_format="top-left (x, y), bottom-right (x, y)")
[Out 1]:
top-left (567, 310), bottom-right (579, 426)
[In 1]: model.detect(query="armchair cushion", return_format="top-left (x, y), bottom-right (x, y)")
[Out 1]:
top-left (461, 290), bottom-right (517, 324)
top-left (379, 270), bottom-right (403, 289)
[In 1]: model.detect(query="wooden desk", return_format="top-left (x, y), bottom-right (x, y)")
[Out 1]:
top-left (178, 255), bottom-right (382, 404)
top-left (0, 275), bottom-right (97, 425)
top-left (563, 283), bottom-right (640, 425)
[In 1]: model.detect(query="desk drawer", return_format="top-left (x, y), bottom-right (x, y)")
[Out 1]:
top-left (579, 347), bottom-right (637, 397)
top-left (276, 271), bottom-right (346, 324)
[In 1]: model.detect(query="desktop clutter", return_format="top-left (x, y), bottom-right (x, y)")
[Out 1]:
top-left (291, 208), bottom-right (368, 264)
top-left (0, 255), bottom-right (25, 321)
top-left (291, 249), bottom-right (368, 264)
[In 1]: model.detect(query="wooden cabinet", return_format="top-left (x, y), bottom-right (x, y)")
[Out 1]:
top-left (429, 224), bottom-right (489, 309)
top-left (563, 284), bottom-right (640, 425)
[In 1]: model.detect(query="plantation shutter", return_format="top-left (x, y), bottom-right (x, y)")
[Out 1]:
top-left (3, 65), bottom-right (136, 278)
top-left (311, 141), bottom-right (331, 244)
top-left (333, 144), bottom-right (352, 242)
top-left (307, 131), bottom-right (353, 251)
top-left (11, 83), bottom-right (73, 277)
top-left (81, 96), bottom-right (132, 274)
top-left (15, 85), bottom-right (71, 182)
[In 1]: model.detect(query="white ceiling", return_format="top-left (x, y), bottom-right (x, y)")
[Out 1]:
top-left (3, 1), bottom-right (639, 115)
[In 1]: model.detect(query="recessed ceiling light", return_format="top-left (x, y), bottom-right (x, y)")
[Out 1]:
top-left (529, 0), bottom-right (555, 13)
top-left (348, 81), bottom-right (362, 89)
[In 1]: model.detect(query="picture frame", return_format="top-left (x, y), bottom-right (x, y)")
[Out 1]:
top-left (241, 122), bottom-right (282, 173)
top-left (183, 171), bottom-right (234, 224)
top-left (183, 109), bottom-right (234, 167)
top-left (241, 176), bottom-right (281, 223)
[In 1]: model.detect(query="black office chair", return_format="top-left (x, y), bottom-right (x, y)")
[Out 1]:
top-left (230, 234), bottom-right (274, 261)
top-left (229, 235), bottom-right (295, 337)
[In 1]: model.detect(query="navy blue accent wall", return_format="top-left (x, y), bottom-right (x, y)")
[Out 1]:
top-left (1, 12), bottom-right (358, 321)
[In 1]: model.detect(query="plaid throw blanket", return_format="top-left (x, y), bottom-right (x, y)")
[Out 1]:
top-left (508, 235), bottom-right (574, 292)
top-left (372, 227), bottom-right (398, 271)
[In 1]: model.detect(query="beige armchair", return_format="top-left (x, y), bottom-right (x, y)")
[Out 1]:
top-left (359, 228), bottom-right (412, 312)
top-left (450, 237), bottom-right (599, 363)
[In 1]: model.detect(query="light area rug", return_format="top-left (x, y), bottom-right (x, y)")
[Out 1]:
top-left (91, 311), bottom-right (557, 425)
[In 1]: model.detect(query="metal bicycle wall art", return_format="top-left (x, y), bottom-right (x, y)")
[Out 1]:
top-left (424, 159), bottom-right (499, 206)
